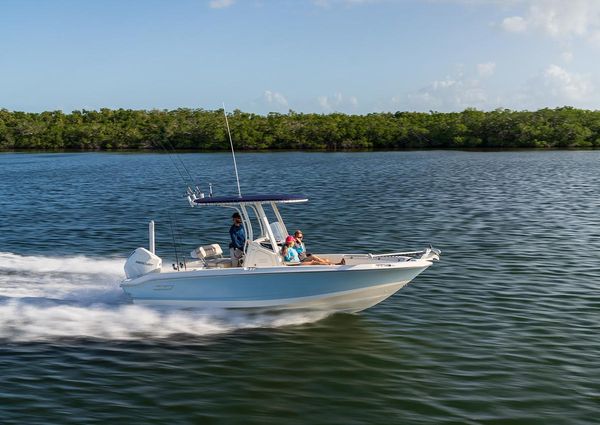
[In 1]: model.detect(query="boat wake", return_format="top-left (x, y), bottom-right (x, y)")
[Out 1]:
top-left (0, 252), bottom-right (329, 342)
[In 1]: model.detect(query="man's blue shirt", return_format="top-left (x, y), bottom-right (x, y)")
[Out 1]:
top-left (229, 224), bottom-right (246, 250)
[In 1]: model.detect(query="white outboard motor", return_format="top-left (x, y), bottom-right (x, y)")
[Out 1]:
top-left (124, 247), bottom-right (162, 279)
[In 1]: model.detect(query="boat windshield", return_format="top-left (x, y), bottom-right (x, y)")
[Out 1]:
top-left (191, 193), bottom-right (305, 256)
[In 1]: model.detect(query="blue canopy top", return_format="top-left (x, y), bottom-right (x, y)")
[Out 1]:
top-left (193, 193), bottom-right (308, 206)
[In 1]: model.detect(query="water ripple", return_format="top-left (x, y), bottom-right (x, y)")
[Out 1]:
top-left (1, 151), bottom-right (600, 424)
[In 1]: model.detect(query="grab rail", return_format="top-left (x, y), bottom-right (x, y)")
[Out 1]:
top-left (368, 250), bottom-right (426, 258)
top-left (367, 246), bottom-right (441, 260)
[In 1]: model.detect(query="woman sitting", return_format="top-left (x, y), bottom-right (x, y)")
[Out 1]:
top-left (293, 230), bottom-right (334, 265)
top-left (282, 235), bottom-right (322, 265)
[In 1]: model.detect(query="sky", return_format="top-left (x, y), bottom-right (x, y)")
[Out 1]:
top-left (0, 0), bottom-right (599, 114)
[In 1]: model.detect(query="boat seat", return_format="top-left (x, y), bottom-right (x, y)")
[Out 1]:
top-left (191, 243), bottom-right (223, 260)
top-left (205, 258), bottom-right (232, 268)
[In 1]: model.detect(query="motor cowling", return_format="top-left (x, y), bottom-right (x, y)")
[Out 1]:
top-left (124, 247), bottom-right (162, 279)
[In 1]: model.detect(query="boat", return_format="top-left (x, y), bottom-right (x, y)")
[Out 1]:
top-left (120, 192), bottom-right (441, 313)
top-left (121, 108), bottom-right (440, 313)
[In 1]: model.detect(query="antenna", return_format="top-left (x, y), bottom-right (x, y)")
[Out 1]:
top-left (223, 103), bottom-right (242, 198)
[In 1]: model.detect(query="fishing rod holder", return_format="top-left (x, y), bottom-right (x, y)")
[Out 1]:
top-left (149, 220), bottom-right (155, 254)
top-left (186, 185), bottom-right (207, 207)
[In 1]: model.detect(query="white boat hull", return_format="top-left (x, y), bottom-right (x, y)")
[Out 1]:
top-left (121, 261), bottom-right (432, 314)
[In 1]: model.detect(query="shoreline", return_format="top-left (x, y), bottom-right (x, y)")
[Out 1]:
top-left (2, 107), bottom-right (600, 151)
top-left (2, 147), bottom-right (600, 154)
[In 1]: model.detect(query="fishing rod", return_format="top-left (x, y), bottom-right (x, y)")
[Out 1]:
top-left (160, 136), bottom-right (196, 187)
top-left (154, 138), bottom-right (190, 186)
top-left (172, 215), bottom-right (187, 271)
top-left (168, 213), bottom-right (181, 271)
top-left (223, 103), bottom-right (242, 198)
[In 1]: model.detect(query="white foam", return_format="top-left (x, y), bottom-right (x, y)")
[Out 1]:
top-left (0, 251), bottom-right (124, 301)
top-left (0, 251), bottom-right (124, 275)
top-left (0, 301), bottom-right (328, 341)
top-left (0, 252), bottom-right (329, 341)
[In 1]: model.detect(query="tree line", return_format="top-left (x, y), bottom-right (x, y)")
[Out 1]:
top-left (1, 107), bottom-right (599, 151)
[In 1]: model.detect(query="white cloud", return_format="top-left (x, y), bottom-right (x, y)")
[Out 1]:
top-left (312, 0), bottom-right (600, 43)
top-left (395, 62), bottom-right (597, 112)
top-left (541, 64), bottom-right (593, 101)
top-left (317, 93), bottom-right (359, 112)
top-left (394, 62), bottom-right (504, 111)
top-left (499, 0), bottom-right (600, 41)
top-left (528, 1), bottom-right (590, 37)
top-left (477, 62), bottom-right (496, 77)
top-left (507, 64), bottom-right (595, 109)
top-left (501, 16), bottom-right (528, 33)
top-left (317, 96), bottom-right (330, 109)
top-left (397, 63), bottom-right (597, 112)
top-left (400, 76), bottom-right (490, 112)
top-left (209, 0), bottom-right (235, 9)
top-left (263, 90), bottom-right (288, 107)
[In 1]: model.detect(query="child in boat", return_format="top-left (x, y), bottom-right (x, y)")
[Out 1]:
top-left (282, 235), bottom-right (301, 263)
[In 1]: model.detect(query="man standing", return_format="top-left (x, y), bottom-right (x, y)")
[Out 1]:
top-left (229, 212), bottom-right (246, 266)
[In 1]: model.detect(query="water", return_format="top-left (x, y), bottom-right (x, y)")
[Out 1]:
top-left (1, 151), bottom-right (599, 424)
